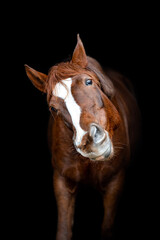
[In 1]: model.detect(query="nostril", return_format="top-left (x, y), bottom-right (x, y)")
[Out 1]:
top-left (89, 123), bottom-right (106, 145)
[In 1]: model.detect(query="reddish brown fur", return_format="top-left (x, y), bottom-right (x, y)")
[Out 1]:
top-left (46, 62), bottom-right (100, 103)
top-left (25, 35), bottom-right (140, 240)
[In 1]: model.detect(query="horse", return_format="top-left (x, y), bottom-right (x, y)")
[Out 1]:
top-left (25, 34), bottom-right (140, 240)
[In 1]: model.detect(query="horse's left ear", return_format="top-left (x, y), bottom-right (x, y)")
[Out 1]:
top-left (71, 34), bottom-right (88, 68)
top-left (25, 65), bottom-right (48, 93)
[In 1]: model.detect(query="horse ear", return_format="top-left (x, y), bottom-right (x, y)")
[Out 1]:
top-left (25, 65), bottom-right (48, 93)
top-left (72, 34), bottom-right (88, 67)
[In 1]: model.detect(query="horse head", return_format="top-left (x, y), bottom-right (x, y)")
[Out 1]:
top-left (25, 35), bottom-right (121, 161)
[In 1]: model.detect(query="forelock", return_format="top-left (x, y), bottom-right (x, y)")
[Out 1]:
top-left (46, 61), bottom-right (100, 102)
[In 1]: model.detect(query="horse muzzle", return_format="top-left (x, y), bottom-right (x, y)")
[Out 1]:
top-left (75, 123), bottom-right (113, 161)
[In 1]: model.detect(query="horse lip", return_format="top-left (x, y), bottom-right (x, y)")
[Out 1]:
top-left (76, 138), bottom-right (112, 161)
top-left (90, 142), bottom-right (112, 161)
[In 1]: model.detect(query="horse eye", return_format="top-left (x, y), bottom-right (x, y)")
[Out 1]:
top-left (85, 79), bottom-right (92, 86)
top-left (51, 106), bottom-right (57, 112)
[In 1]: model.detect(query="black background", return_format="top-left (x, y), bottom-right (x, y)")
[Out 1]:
top-left (6, 5), bottom-right (158, 240)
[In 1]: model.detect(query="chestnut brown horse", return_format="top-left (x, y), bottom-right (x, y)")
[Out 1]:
top-left (25, 35), bottom-right (140, 240)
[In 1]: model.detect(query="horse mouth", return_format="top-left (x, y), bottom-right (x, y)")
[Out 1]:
top-left (90, 142), bottom-right (112, 161)
top-left (76, 137), bottom-right (113, 161)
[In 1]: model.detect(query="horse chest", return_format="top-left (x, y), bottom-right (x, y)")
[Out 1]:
top-left (57, 156), bottom-right (115, 187)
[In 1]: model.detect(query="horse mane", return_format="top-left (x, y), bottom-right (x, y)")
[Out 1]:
top-left (86, 57), bottom-right (115, 98)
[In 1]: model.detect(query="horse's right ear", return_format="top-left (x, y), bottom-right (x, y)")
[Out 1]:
top-left (24, 65), bottom-right (48, 93)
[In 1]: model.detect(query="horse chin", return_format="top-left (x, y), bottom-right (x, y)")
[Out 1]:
top-left (90, 147), bottom-right (112, 161)
top-left (90, 143), bottom-right (113, 161)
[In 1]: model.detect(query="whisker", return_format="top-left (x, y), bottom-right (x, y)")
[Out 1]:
top-left (114, 142), bottom-right (128, 147)
top-left (114, 146), bottom-right (125, 150)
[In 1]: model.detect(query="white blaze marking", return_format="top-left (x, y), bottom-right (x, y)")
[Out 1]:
top-left (53, 78), bottom-right (87, 146)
